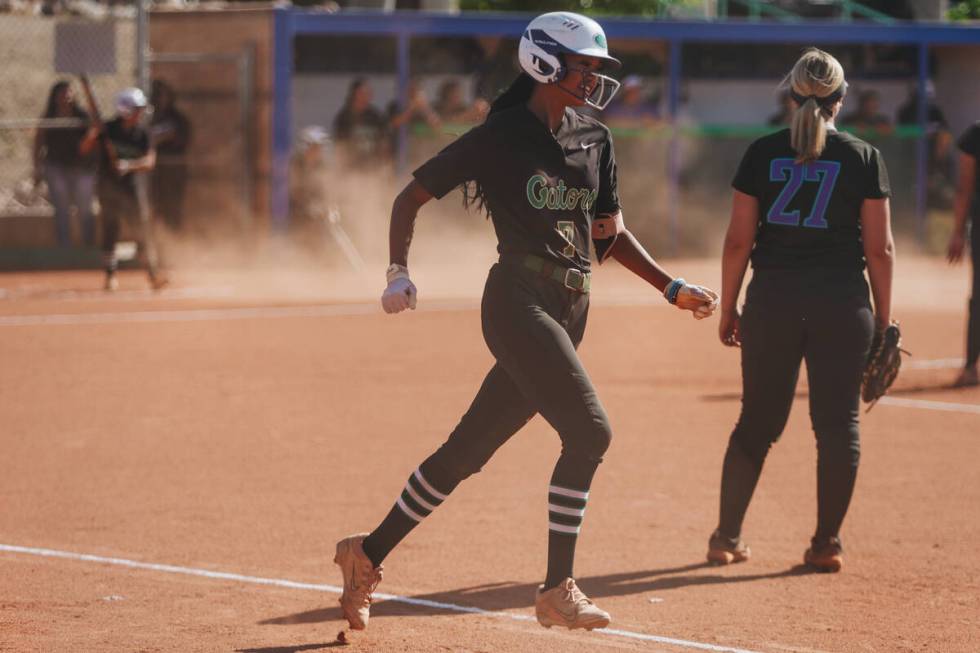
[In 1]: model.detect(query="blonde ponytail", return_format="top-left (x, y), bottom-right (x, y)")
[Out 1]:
top-left (781, 48), bottom-right (846, 163)
top-left (790, 97), bottom-right (827, 163)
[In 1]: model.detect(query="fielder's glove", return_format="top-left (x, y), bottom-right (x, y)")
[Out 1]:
top-left (664, 278), bottom-right (719, 320)
top-left (862, 321), bottom-right (909, 411)
top-left (382, 263), bottom-right (417, 314)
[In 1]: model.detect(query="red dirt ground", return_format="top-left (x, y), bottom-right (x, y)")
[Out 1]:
top-left (1, 257), bottom-right (978, 653)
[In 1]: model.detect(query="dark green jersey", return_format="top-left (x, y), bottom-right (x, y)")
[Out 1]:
top-left (957, 122), bottom-right (980, 220)
top-left (98, 116), bottom-right (151, 194)
top-left (732, 128), bottom-right (890, 271)
top-left (413, 104), bottom-right (620, 272)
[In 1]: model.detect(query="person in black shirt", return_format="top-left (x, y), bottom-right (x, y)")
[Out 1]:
top-left (332, 78), bottom-right (389, 170)
top-left (707, 48), bottom-right (895, 574)
top-left (149, 80), bottom-right (192, 231)
top-left (332, 11), bottom-right (718, 634)
top-left (33, 80), bottom-right (100, 247)
top-left (947, 122), bottom-right (980, 388)
top-left (840, 89), bottom-right (893, 137)
top-left (97, 87), bottom-right (166, 291)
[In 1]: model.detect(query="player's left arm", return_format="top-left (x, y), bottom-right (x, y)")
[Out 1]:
top-left (602, 222), bottom-right (718, 319)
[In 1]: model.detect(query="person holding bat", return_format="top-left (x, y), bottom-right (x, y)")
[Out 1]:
top-left (88, 86), bottom-right (166, 291)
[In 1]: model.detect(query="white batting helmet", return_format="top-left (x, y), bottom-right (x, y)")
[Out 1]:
top-left (518, 12), bottom-right (621, 110)
top-left (115, 87), bottom-right (148, 118)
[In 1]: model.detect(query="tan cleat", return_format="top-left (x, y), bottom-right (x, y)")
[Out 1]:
top-left (535, 578), bottom-right (610, 631)
top-left (707, 529), bottom-right (751, 566)
top-left (334, 533), bottom-right (383, 630)
top-left (805, 536), bottom-right (843, 573)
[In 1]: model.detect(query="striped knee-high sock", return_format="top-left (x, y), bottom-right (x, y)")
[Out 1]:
top-left (544, 484), bottom-right (590, 589)
top-left (396, 467), bottom-right (448, 524)
top-left (361, 466), bottom-right (450, 567)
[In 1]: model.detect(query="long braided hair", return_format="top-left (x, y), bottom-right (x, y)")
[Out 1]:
top-left (462, 73), bottom-right (537, 215)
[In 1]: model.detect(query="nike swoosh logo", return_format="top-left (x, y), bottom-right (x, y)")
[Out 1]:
top-left (581, 141), bottom-right (597, 150)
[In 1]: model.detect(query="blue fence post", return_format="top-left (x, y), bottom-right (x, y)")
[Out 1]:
top-left (915, 41), bottom-right (929, 241)
top-left (271, 6), bottom-right (294, 230)
top-left (667, 39), bottom-right (682, 256)
top-left (396, 30), bottom-right (411, 176)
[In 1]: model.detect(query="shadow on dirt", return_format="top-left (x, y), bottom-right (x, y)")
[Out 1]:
top-left (259, 562), bottom-right (814, 626)
top-left (701, 380), bottom-right (977, 403)
top-left (236, 642), bottom-right (346, 652)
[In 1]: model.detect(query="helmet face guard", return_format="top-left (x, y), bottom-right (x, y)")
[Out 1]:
top-left (518, 12), bottom-right (622, 111)
top-left (565, 65), bottom-right (621, 111)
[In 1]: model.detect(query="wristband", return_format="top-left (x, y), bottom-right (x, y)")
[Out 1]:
top-left (386, 263), bottom-right (410, 284)
top-left (664, 278), bottom-right (685, 305)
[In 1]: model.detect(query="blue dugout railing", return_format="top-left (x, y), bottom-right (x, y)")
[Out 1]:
top-left (272, 9), bottom-right (980, 247)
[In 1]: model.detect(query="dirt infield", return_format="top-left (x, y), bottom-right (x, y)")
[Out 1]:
top-left (1, 257), bottom-right (978, 653)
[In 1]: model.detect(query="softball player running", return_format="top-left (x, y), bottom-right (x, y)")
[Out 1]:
top-left (334, 11), bottom-right (717, 632)
top-left (708, 49), bottom-right (895, 573)
top-left (947, 120), bottom-right (980, 388)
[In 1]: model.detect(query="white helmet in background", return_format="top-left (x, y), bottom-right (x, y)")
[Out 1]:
top-left (518, 12), bottom-right (622, 110)
top-left (115, 87), bottom-right (148, 118)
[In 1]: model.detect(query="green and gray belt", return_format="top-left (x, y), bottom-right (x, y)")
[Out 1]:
top-left (522, 254), bottom-right (591, 294)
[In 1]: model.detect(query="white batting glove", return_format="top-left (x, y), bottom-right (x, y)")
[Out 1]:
top-left (688, 285), bottom-right (719, 320)
top-left (381, 263), bottom-right (417, 314)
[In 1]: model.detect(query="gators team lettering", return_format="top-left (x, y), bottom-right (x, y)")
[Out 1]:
top-left (526, 174), bottom-right (597, 216)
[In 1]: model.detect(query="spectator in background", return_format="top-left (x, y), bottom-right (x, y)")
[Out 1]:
top-left (432, 79), bottom-right (487, 125)
top-left (946, 120), bottom-right (980, 388)
top-left (602, 75), bottom-right (660, 129)
top-left (332, 78), bottom-right (389, 170)
top-left (289, 125), bottom-right (331, 225)
top-left (33, 80), bottom-right (99, 247)
top-left (897, 80), bottom-right (954, 203)
top-left (841, 90), bottom-right (893, 137)
top-left (767, 90), bottom-right (794, 127)
top-left (387, 78), bottom-right (441, 136)
top-left (149, 79), bottom-right (192, 231)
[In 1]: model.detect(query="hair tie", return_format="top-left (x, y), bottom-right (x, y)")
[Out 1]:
top-left (789, 80), bottom-right (848, 109)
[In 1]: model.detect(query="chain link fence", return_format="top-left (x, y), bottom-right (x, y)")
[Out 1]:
top-left (0, 6), bottom-right (137, 246)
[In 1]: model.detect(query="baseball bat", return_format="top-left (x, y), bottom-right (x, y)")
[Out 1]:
top-left (78, 74), bottom-right (120, 174)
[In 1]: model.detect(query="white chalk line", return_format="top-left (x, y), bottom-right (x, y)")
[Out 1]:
top-left (877, 396), bottom-right (980, 415)
top-left (0, 293), bottom-right (685, 327)
top-left (0, 543), bottom-right (761, 653)
top-left (0, 300), bottom-right (481, 327)
top-left (906, 357), bottom-right (965, 370)
top-left (0, 285), bottom-right (237, 303)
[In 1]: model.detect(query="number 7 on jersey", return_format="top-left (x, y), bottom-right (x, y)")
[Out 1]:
top-left (766, 158), bottom-right (841, 229)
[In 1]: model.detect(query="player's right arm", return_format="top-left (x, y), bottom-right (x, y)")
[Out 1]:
top-left (861, 197), bottom-right (894, 332)
top-left (948, 150), bottom-right (975, 264)
top-left (382, 179), bottom-right (433, 314)
top-left (382, 124), bottom-right (486, 314)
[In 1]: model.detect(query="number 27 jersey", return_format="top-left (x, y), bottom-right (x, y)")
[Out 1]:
top-left (732, 128), bottom-right (890, 271)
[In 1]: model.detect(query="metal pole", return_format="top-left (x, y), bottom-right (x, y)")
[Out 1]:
top-left (395, 31), bottom-right (411, 176)
top-left (239, 44), bottom-right (256, 232)
top-left (915, 42), bottom-right (929, 240)
top-left (667, 39), bottom-right (682, 256)
top-left (136, 0), bottom-right (149, 91)
top-left (271, 7), bottom-right (293, 229)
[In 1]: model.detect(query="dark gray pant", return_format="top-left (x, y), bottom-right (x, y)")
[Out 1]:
top-left (427, 261), bottom-right (611, 485)
top-left (361, 261), bottom-right (612, 571)
top-left (717, 269), bottom-right (874, 541)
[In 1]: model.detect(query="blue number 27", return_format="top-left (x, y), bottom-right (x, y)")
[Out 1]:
top-left (766, 158), bottom-right (841, 229)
